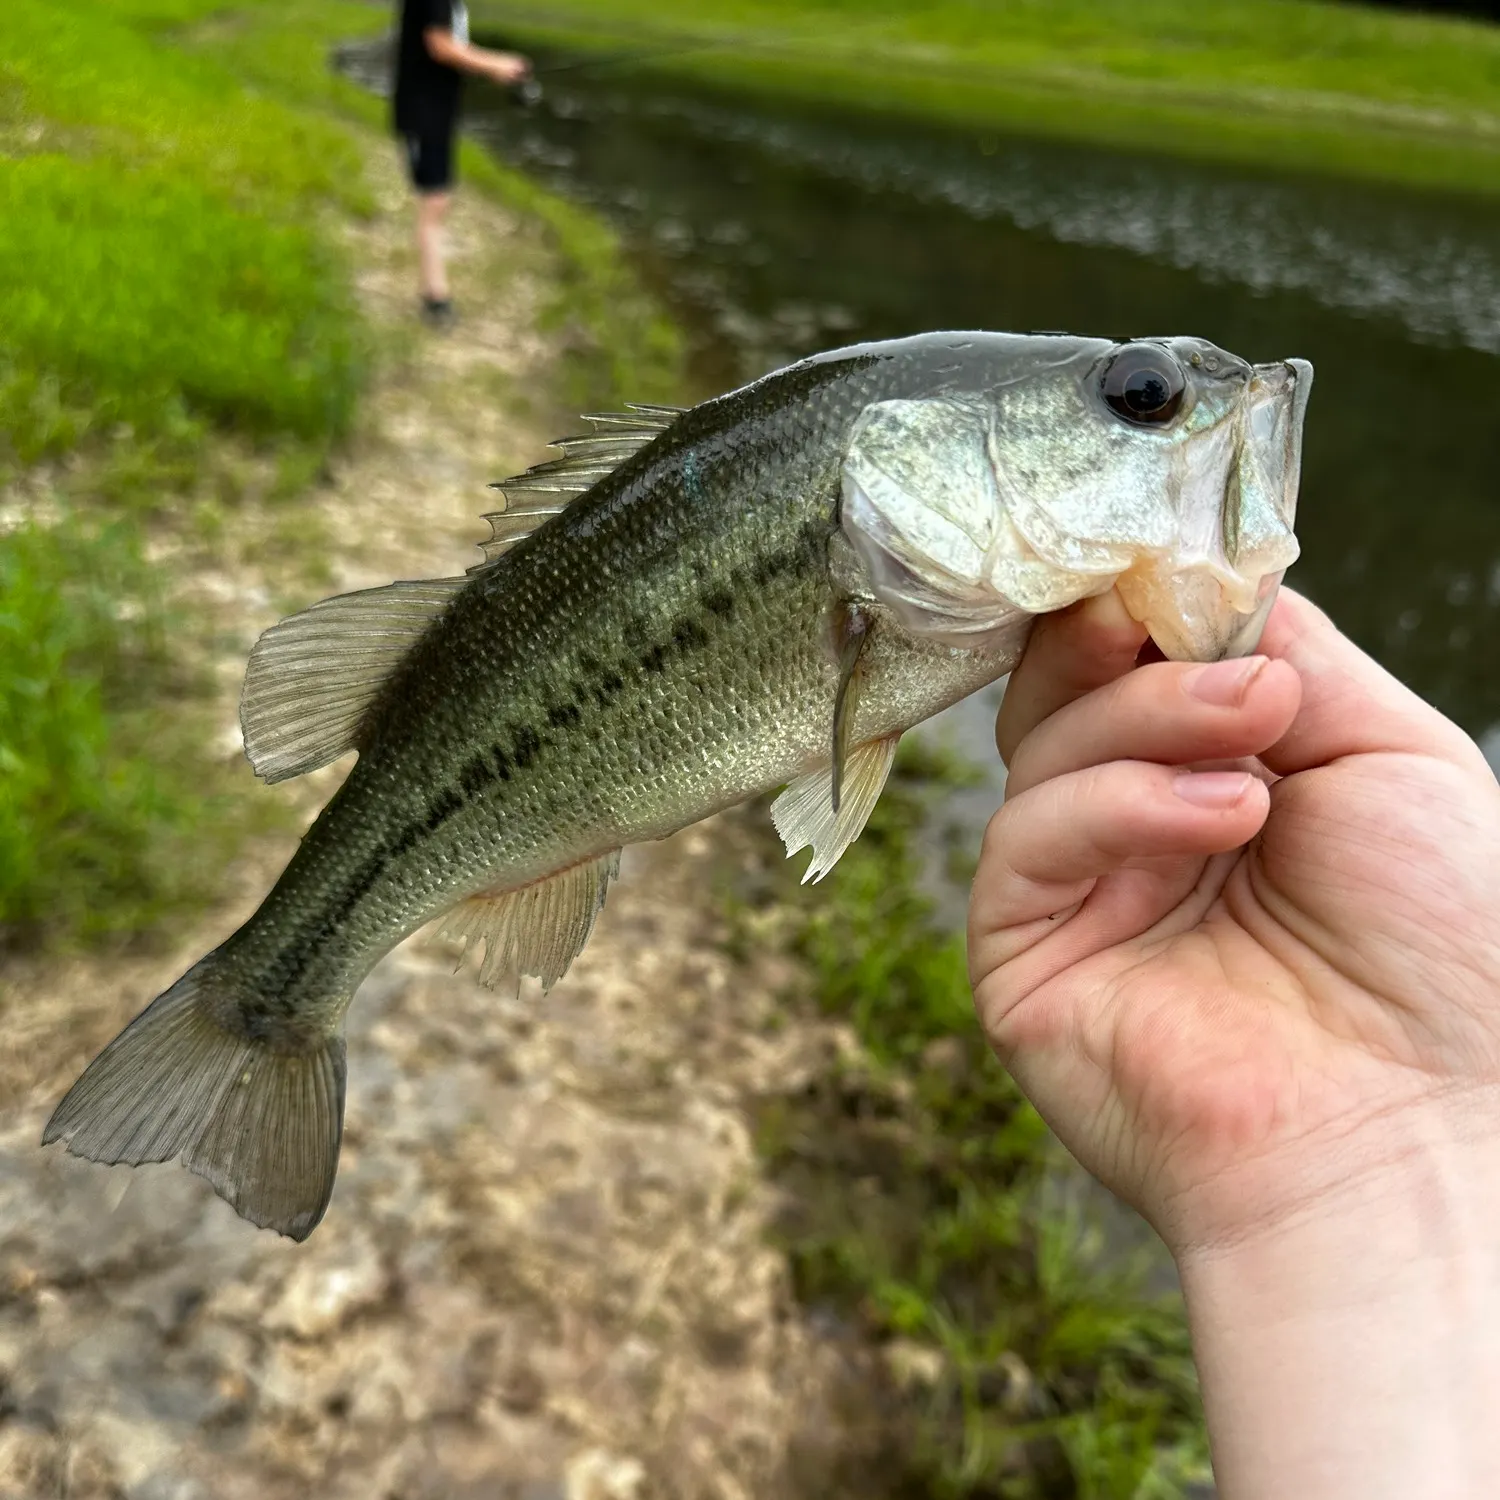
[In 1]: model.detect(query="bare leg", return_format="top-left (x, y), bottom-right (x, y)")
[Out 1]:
top-left (416, 190), bottom-right (452, 303)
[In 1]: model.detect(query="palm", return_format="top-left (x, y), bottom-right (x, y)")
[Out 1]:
top-left (971, 591), bottom-right (1500, 1251)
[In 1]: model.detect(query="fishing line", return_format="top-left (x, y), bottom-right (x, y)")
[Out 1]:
top-left (507, 41), bottom-right (721, 107)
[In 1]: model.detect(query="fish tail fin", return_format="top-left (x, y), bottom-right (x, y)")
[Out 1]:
top-left (41, 955), bottom-right (346, 1242)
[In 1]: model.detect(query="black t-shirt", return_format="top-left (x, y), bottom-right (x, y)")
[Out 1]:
top-left (393, 0), bottom-right (468, 134)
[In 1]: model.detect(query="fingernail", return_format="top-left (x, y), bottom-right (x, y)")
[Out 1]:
top-left (1173, 771), bottom-right (1254, 808)
top-left (1183, 656), bottom-right (1266, 706)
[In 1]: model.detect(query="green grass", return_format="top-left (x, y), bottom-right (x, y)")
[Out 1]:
top-left (0, 158), bottom-right (360, 465)
top-left (0, 0), bottom-right (373, 477)
top-left (0, 519), bottom-right (250, 948)
top-left (733, 745), bottom-right (1207, 1497)
top-left (462, 144), bottom-right (685, 409)
top-left (0, 0), bottom-right (681, 950)
top-left (0, 0), bottom-right (385, 947)
top-left (477, 0), bottom-right (1500, 197)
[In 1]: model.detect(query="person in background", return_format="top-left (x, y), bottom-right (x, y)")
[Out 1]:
top-left (392, 0), bottom-right (530, 327)
top-left (971, 587), bottom-right (1500, 1496)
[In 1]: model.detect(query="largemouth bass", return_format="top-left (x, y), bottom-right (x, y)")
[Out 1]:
top-left (44, 332), bottom-right (1311, 1239)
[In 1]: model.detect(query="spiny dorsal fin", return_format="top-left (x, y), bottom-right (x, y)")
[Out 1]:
top-left (479, 403), bottom-right (686, 563)
top-left (441, 850), bottom-right (621, 991)
top-left (241, 576), bottom-right (466, 784)
top-left (771, 735), bottom-right (900, 884)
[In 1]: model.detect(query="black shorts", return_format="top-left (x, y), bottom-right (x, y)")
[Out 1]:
top-left (401, 127), bottom-right (456, 193)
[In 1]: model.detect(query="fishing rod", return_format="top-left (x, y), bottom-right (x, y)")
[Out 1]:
top-left (506, 40), bottom-right (721, 107)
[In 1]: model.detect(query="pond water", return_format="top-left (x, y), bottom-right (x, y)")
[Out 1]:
top-left (452, 53), bottom-right (1500, 753)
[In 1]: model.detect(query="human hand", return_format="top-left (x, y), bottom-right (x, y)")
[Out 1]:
top-left (486, 51), bottom-right (531, 85)
top-left (968, 586), bottom-right (1500, 1262)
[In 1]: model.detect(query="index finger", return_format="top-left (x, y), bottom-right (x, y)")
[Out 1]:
top-left (1256, 588), bottom-right (1490, 778)
top-left (994, 589), bottom-right (1147, 766)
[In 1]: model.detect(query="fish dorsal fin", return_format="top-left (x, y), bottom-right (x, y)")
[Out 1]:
top-left (771, 735), bottom-right (900, 885)
top-left (441, 850), bottom-right (622, 991)
top-left (478, 403), bottom-right (686, 563)
top-left (240, 576), bottom-right (466, 784)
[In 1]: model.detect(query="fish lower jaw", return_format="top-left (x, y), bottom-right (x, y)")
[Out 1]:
top-left (1114, 562), bottom-right (1283, 663)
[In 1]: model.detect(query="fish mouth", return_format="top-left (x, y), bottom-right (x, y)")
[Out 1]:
top-left (1117, 358), bottom-right (1312, 662)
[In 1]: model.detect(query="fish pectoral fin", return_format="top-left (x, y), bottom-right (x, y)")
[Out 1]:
top-left (240, 576), bottom-right (467, 783)
top-left (830, 601), bottom-right (874, 815)
top-left (441, 850), bottom-right (622, 991)
top-left (771, 735), bottom-right (900, 885)
top-left (478, 403), bottom-right (687, 564)
top-left (42, 958), bottom-right (346, 1242)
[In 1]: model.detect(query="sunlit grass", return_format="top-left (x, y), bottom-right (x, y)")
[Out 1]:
top-left (476, 0), bottom-right (1500, 197)
top-left (0, 2), bottom-right (376, 469)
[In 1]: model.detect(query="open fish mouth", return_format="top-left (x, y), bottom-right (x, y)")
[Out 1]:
top-left (1115, 357), bottom-right (1312, 662)
top-left (840, 338), bottom-right (1313, 666)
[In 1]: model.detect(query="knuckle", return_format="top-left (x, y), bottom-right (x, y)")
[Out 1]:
top-left (1003, 733), bottom-right (1039, 793)
top-left (978, 800), bottom-right (1016, 865)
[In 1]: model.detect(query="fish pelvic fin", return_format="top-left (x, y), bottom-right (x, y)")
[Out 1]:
top-left (772, 735), bottom-right (900, 885)
top-left (241, 576), bottom-right (467, 783)
top-left (42, 958), bottom-right (346, 1242)
top-left (441, 850), bottom-right (621, 991)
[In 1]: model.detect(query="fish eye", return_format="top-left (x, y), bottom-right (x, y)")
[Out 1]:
top-left (1101, 346), bottom-right (1186, 426)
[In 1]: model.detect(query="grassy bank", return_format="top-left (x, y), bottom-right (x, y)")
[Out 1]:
top-left (0, 0), bottom-right (678, 949)
top-left (0, 0), bottom-right (373, 945)
top-left (477, 0), bottom-right (1500, 197)
top-left (730, 747), bottom-right (1207, 1499)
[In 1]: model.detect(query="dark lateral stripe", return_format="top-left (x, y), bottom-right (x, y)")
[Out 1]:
top-left (269, 547), bottom-right (828, 993)
top-left (513, 724), bottom-right (542, 768)
top-left (460, 752), bottom-right (491, 798)
top-left (673, 618), bottom-right (709, 651)
top-left (426, 788), bottom-right (462, 831)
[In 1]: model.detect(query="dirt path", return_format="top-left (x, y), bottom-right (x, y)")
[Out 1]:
top-left (0, 149), bottom-right (862, 1500)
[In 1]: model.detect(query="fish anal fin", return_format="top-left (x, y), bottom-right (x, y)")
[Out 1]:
top-left (771, 735), bottom-right (900, 885)
top-left (441, 851), bottom-right (622, 991)
top-left (241, 576), bottom-right (466, 783)
top-left (830, 601), bottom-right (875, 814)
top-left (42, 958), bottom-right (346, 1242)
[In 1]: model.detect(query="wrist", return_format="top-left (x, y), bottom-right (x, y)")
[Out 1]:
top-left (1177, 1113), bottom-right (1500, 1498)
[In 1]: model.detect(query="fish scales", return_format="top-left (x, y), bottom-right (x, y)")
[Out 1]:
top-left (228, 338), bottom-right (1034, 1017)
top-left (43, 331), bottom-right (1311, 1240)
